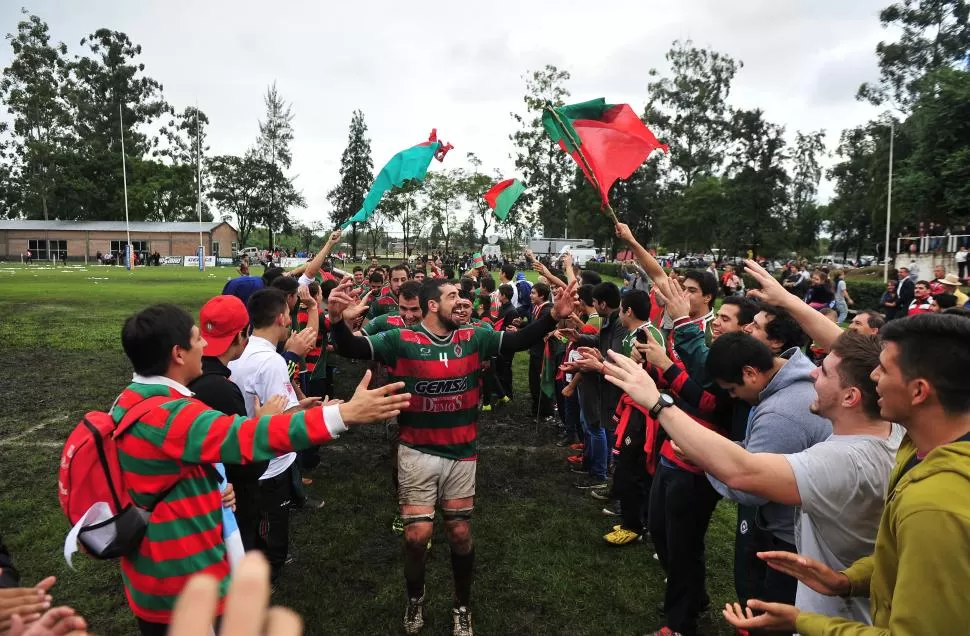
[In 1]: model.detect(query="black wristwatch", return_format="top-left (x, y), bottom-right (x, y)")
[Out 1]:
top-left (649, 393), bottom-right (675, 418)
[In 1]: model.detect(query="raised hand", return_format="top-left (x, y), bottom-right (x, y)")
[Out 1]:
top-left (342, 289), bottom-right (373, 322)
top-left (614, 222), bottom-right (635, 244)
top-left (338, 370), bottom-right (412, 425)
top-left (551, 280), bottom-right (579, 320)
top-left (722, 600), bottom-right (799, 633)
top-left (758, 551), bottom-right (851, 597)
top-left (285, 328), bottom-right (316, 357)
top-left (744, 259), bottom-right (792, 307)
top-left (658, 277), bottom-right (691, 321)
top-left (327, 230), bottom-right (342, 246)
top-left (326, 279), bottom-right (357, 323)
top-left (601, 350), bottom-right (662, 409)
top-left (636, 338), bottom-right (673, 369)
top-left (297, 286), bottom-right (316, 309)
top-left (254, 394), bottom-right (288, 418)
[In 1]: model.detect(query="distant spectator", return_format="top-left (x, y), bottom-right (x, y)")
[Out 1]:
top-left (879, 280), bottom-right (900, 321)
top-left (936, 273), bottom-right (968, 307)
top-left (896, 268), bottom-right (915, 312)
top-left (848, 311), bottom-right (885, 336)
top-left (907, 281), bottom-right (936, 315)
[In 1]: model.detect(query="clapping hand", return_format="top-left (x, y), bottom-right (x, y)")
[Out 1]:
top-left (600, 350), bottom-right (662, 410)
top-left (551, 281), bottom-right (580, 320)
top-left (722, 600), bottom-right (799, 633)
top-left (254, 395), bottom-right (288, 418)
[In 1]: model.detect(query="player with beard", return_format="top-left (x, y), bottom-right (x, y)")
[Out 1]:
top-left (327, 278), bottom-right (577, 636)
top-left (362, 281), bottom-right (424, 335)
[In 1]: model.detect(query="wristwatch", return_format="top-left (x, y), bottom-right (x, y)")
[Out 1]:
top-left (649, 393), bottom-right (675, 418)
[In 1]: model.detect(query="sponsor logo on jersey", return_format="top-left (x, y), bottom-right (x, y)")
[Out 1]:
top-left (414, 378), bottom-right (470, 395)
top-left (420, 395), bottom-right (465, 413)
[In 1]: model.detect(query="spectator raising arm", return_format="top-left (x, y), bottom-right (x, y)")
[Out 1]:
top-left (615, 222), bottom-right (669, 287)
top-left (288, 230), bottom-right (342, 281)
top-left (601, 351), bottom-right (801, 506)
top-left (744, 259), bottom-right (843, 351)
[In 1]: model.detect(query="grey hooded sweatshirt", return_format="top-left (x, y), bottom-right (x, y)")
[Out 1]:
top-left (708, 348), bottom-right (832, 544)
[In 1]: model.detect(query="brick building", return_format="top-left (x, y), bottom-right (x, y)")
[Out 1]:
top-left (0, 220), bottom-right (239, 262)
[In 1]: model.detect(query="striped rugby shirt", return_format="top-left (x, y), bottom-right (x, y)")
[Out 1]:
top-left (366, 323), bottom-right (502, 460)
top-left (112, 376), bottom-right (346, 623)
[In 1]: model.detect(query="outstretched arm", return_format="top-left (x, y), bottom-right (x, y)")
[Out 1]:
top-left (500, 281), bottom-right (578, 354)
top-left (745, 259), bottom-right (843, 350)
top-left (289, 230), bottom-right (342, 280)
top-left (601, 351), bottom-right (800, 505)
top-left (615, 223), bottom-right (669, 286)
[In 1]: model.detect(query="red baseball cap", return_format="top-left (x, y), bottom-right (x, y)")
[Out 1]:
top-left (200, 295), bottom-right (250, 357)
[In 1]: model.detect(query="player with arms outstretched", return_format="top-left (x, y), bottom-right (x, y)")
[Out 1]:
top-left (327, 278), bottom-right (577, 636)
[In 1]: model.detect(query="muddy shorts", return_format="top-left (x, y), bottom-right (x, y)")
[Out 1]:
top-left (397, 444), bottom-right (476, 506)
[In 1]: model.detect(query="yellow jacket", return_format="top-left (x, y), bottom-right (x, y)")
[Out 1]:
top-left (796, 434), bottom-right (970, 635)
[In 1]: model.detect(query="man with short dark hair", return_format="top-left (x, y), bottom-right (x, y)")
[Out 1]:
top-left (706, 332), bottom-right (832, 616)
top-left (745, 304), bottom-right (807, 354)
top-left (188, 296), bottom-right (269, 556)
top-left (363, 281), bottom-right (423, 335)
top-left (528, 282), bottom-right (554, 418)
top-left (229, 289), bottom-right (322, 581)
top-left (848, 310), bottom-right (884, 336)
top-left (493, 284), bottom-right (518, 403)
top-left (498, 264), bottom-right (518, 307)
top-left (603, 329), bottom-right (902, 627)
top-left (567, 282), bottom-right (625, 490)
top-left (370, 264), bottom-right (411, 319)
top-left (326, 277), bottom-right (578, 636)
top-left (113, 303), bottom-right (408, 635)
top-left (907, 280), bottom-right (936, 315)
top-left (718, 313), bottom-right (970, 635)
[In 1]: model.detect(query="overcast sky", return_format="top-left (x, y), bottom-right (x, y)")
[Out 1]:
top-left (1, 1), bottom-right (891, 229)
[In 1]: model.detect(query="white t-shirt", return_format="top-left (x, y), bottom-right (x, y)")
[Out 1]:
top-left (228, 335), bottom-right (300, 480)
top-left (784, 424), bottom-right (904, 626)
top-left (956, 249), bottom-right (968, 264)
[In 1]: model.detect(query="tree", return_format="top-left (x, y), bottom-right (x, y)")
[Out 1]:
top-left (458, 154), bottom-right (497, 248)
top-left (252, 83), bottom-right (300, 248)
top-left (381, 181), bottom-right (421, 257)
top-left (827, 124), bottom-right (886, 259)
top-left (510, 65), bottom-right (572, 237)
top-left (787, 130), bottom-right (827, 254)
top-left (327, 110), bottom-right (374, 258)
top-left (645, 40), bottom-right (742, 190)
top-left (424, 169), bottom-right (463, 254)
top-left (0, 11), bottom-right (71, 221)
top-left (64, 28), bottom-right (170, 220)
top-left (208, 154), bottom-right (285, 247)
top-left (722, 109), bottom-right (790, 258)
top-left (859, 0), bottom-right (970, 110)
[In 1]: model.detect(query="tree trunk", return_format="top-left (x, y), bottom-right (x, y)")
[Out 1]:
top-left (351, 225), bottom-right (358, 260)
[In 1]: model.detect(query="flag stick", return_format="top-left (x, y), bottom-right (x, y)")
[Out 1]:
top-left (544, 105), bottom-right (621, 226)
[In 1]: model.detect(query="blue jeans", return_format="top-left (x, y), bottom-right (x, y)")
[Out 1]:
top-left (834, 300), bottom-right (849, 324)
top-left (585, 421), bottom-right (608, 481)
top-left (563, 390), bottom-right (582, 442)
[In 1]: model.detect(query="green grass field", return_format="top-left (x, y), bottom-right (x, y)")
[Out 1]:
top-left (0, 263), bottom-right (738, 635)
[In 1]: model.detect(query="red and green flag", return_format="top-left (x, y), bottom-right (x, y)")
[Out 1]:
top-left (483, 178), bottom-right (525, 221)
top-left (341, 129), bottom-right (453, 229)
top-left (541, 98), bottom-right (667, 207)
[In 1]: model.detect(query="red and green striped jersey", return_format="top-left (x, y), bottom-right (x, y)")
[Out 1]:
top-left (367, 324), bottom-right (502, 460)
top-left (363, 312), bottom-right (405, 335)
top-left (368, 286), bottom-right (398, 319)
top-left (296, 308), bottom-right (330, 379)
top-left (111, 381), bottom-right (341, 623)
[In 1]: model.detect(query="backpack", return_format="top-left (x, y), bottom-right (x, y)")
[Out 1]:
top-left (58, 395), bottom-right (175, 559)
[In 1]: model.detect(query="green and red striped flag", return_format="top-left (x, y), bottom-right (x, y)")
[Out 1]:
top-left (541, 98), bottom-right (667, 206)
top-left (483, 178), bottom-right (525, 221)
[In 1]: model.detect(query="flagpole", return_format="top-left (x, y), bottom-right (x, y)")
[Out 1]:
top-left (196, 104), bottom-right (204, 270)
top-left (544, 105), bottom-right (621, 226)
top-left (883, 120), bottom-right (894, 283)
top-left (120, 103), bottom-right (132, 269)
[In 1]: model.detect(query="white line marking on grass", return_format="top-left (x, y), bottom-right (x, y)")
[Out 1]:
top-left (0, 440), bottom-right (62, 449)
top-left (0, 418), bottom-right (61, 445)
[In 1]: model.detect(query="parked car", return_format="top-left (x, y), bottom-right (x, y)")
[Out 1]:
top-left (237, 246), bottom-right (261, 260)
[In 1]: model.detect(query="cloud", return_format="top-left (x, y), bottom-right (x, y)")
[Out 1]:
top-left (0, 0), bottom-right (891, 222)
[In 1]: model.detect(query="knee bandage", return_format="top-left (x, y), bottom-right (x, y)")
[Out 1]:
top-left (442, 507), bottom-right (474, 522)
top-left (401, 512), bottom-right (435, 526)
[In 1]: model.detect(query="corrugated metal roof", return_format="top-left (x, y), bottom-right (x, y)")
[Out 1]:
top-left (0, 220), bottom-right (236, 234)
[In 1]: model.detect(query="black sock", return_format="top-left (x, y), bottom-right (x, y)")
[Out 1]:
top-left (404, 540), bottom-right (427, 599)
top-left (451, 547), bottom-right (475, 608)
